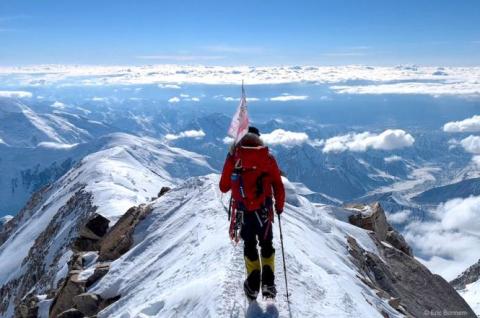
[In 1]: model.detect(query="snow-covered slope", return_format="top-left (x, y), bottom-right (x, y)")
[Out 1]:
top-left (90, 175), bottom-right (389, 317)
top-left (0, 134), bottom-right (214, 316)
top-left (0, 97), bottom-right (94, 147)
top-left (452, 260), bottom-right (480, 315)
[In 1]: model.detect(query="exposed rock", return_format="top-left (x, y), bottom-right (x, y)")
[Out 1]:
top-left (158, 186), bottom-right (171, 197)
top-left (57, 308), bottom-right (84, 318)
top-left (387, 297), bottom-right (401, 309)
top-left (451, 259), bottom-right (480, 290)
top-left (99, 204), bottom-right (152, 261)
top-left (14, 293), bottom-right (38, 318)
top-left (79, 214), bottom-right (110, 240)
top-left (72, 213), bottom-right (110, 252)
top-left (385, 228), bottom-right (412, 256)
top-left (73, 293), bottom-right (101, 316)
top-left (86, 263), bottom-right (110, 288)
top-left (49, 273), bottom-right (86, 318)
top-left (347, 236), bottom-right (476, 317)
top-left (348, 202), bottom-right (389, 241)
top-left (0, 188), bottom-right (97, 316)
top-left (348, 203), bottom-right (412, 256)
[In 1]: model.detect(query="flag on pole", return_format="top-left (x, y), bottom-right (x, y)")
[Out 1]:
top-left (227, 82), bottom-right (249, 144)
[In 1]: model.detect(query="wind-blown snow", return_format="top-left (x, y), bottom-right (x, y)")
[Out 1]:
top-left (91, 175), bottom-right (400, 318)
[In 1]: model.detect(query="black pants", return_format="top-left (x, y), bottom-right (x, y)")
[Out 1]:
top-left (241, 209), bottom-right (275, 290)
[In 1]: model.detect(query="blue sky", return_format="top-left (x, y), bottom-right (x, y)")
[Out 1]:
top-left (1, 0), bottom-right (479, 66)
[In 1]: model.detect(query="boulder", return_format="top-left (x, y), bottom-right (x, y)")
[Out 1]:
top-left (86, 263), bottom-right (110, 288)
top-left (348, 202), bottom-right (389, 241)
top-left (49, 274), bottom-right (85, 318)
top-left (158, 187), bottom-right (171, 198)
top-left (72, 214), bottom-right (110, 252)
top-left (99, 204), bottom-right (152, 261)
top-left (73, 293), bottom-right (101, 316)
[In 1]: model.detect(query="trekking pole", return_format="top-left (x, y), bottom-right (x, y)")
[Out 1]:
top-left (277, 214), bottom-right (290, 302)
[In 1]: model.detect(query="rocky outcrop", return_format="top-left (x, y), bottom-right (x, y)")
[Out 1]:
top-left (451, 259), bottom-right (480, 290)
top-left (0, 187), bottom-right (97, 316)
top-left (348, 236), bottom-right (476, 317)
top-left (99, 203), bottom-right (153, 261)
top-left (50, 272), bottom-right (86, 318)
top-left (72, 213), bottom-right (110, 252)
top-left (348, 202), bottom-right (412, 256)
top-left (347, 202), bottom-right (476, 318)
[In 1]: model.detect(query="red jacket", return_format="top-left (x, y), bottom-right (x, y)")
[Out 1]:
top-left (219, 145), bottom-right (285, 213)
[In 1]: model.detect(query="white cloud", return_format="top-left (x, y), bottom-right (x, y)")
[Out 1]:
top-left (405, 196), bottom-right (480, 280)
top-left (222, 136), bottom-right (234, 144)
top-left (158, 83), bottom-right (181, 89)
top-left (168, 97), bottom-right (181, 103)
top-left (223, 96), bottom-right (259, 102)
top-left (443, 115), bottom-right (480, 133)
top-left (384, 155), bottom-right (403, 163)
top-left (165, 130), bottom-right (206, 141)
top-left (460, 135), bottom-right (480, 154)
top-left (322, 129), bottom-right (415, 153)
top-left (269, 95), bottom-right (308, 102)
top-left (91, 97), bottom-right (108, 102)
top-left (0, 90), bottom-right (32, 98)
top-left (386, 209), bottom-right (411, 224)
top-left (51, 101), bottom-right (65, 109)
top-left (473, 155), bottom-right (480, 167)
top-left (223, 129), bottom-right (310, 146)
top-left (332, 82), bottom-right (480, 96)
top-left (261, 129), bottom-right (309, 146)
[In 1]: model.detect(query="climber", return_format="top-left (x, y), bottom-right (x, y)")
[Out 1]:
top-left (219, 126), bottom-right (285, 300)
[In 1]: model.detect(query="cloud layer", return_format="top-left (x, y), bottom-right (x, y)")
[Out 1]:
top-left (1, 65), bottom-right (479, 96)
top-left (0, 90), bottom-right (32, 98)
top-left (405, 195), bottom-right (480, 280)
top-left (444, 115), bottom-right (480, 133)
top-left (322, 129), bottom-right (415, 153)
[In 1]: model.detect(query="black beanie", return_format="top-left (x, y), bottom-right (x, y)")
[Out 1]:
top-left (248, 126), bottom-right (260, 136)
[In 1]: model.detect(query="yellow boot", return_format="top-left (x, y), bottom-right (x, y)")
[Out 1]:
top-left (244, 256), bottom-right (261, 300)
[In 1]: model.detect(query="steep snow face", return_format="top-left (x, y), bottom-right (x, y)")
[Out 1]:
top-left (0, 98), bottom-right (92, 147)
top-left (91, 175), bottom-right (400, 318)
top-left (0, 134), bottom-right (214, 316)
